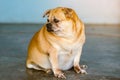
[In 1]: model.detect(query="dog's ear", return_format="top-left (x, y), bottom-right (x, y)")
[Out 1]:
top-left (63, 8), bottom-right (73, 18)
top-left (43, 9), bottom-right (51, 18)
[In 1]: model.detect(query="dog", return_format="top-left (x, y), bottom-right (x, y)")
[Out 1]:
top-left (26, 7), bottom-right (87, 79)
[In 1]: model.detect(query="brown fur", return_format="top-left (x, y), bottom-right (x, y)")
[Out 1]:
top-left (26, 7), bottom-right (87, 79)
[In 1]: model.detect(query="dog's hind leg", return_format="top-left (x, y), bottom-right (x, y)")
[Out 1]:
top-left (26, 62), bottom-right (52, 74)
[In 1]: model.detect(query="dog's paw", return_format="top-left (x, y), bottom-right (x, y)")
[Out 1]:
top-left (74, 65), bottom-right (87, 74)
top-left (54, 69), bottom-right (66, 79)
top-left (46, 69), bottom-right (53, 74)
top-left (81, 65), bottom-right (88, 70)
top-left (80, 69), bottom-right (87, 74)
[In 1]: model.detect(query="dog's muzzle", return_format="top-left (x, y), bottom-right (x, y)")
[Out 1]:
top-left (46, 23), bottom-right (54, 32)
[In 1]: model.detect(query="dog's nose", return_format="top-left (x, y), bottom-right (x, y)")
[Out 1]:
top-left (46, 23), bottom-right (53, 32)
top-left (46, 23), bottom-right (52, 29)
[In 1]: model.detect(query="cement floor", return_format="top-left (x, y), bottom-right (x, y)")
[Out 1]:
top-left (0, 24), bottom-right (120, 80)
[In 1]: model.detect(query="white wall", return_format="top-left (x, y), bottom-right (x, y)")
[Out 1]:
top-left (61, 0), bottom-right (120, 24)
top-left (0, 0), bottom-right (120, 24)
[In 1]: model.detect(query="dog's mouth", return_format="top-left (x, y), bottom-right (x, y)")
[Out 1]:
top-left (47, 28), bottom-right (54, 32)
top-left (46, 23), bottom-right (61, 32)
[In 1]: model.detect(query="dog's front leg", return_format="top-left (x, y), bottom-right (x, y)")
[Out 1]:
top-left (49, 48), bottom-right (66, 79)
top-left (73, 46), bottom-right (87, 74)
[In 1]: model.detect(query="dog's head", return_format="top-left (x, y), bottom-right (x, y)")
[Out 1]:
top-left (43, 7), bottom-right (80, 35)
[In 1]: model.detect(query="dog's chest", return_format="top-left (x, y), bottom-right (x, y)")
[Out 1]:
top-left (52, 40), bottom-right (81, 70)
top-left (57, 47), bottom-right (78, 70)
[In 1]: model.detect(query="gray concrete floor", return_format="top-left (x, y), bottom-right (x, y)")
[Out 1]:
top-left (0, 24), bottom-right (120, 80)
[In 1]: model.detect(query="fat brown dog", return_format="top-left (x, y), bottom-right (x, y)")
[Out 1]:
top-left (26, 7), bottom-right (87, 79)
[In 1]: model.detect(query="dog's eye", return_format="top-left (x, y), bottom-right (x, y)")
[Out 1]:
top-left (54, 18), bottom-right (59, 23)
top-left (47, 19), bottom-right (49, 22)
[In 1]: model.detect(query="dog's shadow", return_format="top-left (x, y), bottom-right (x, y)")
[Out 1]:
top-left (26, 67), bottom-right (84, 80)
top-left (26, 68), bottom-right (53, 80)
